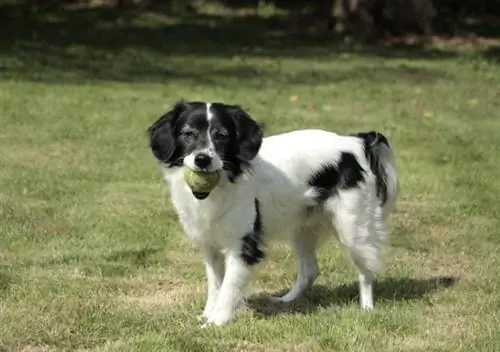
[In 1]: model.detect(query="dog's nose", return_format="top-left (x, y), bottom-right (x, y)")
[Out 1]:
top-left (194, 153), bottom-right (212, 169)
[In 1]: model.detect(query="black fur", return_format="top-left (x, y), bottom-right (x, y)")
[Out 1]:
top-left (307, 164), bottom-right (339, 202)
top-left (209, 103), bottom-right (263, 182)
top-left (147, 101), bottom-right (191, 166)
top-left (307, 152), bottom-right (365, 203)
top-left (352, 131), bottom-right (389, 205)
top-left (240, 199), bottom-right (264, 266)
top-left (337, 152), bottom-right (365, 189)
top-left (146, 101), bottom-right (264, 182)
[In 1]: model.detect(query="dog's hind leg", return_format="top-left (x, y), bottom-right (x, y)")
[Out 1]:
top-left (269, 228), bottom-right (320, 303)
top-left (328, 189), bottom-right (386, 310)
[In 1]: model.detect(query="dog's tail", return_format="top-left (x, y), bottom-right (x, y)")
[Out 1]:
top-left (353, 131), bottom-right (399, 216)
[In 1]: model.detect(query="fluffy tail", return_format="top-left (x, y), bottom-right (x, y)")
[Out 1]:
top-left (353, 131), bottom-right (399, 216)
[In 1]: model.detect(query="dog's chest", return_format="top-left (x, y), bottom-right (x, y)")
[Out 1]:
top-left (168, 180), bottom-right (247, 246)
top-left (170, 187), bottom-right (213, 240)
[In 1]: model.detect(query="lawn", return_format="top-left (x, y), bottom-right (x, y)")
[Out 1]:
top-left (1, 4), bottom-right (500, 352)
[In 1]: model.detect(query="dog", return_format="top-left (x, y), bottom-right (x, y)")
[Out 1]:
top-left (147, 100), bottom-right (399, 326)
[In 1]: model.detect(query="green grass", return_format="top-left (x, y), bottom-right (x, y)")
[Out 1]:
top-left (1, 5), bottom-right (500, 352)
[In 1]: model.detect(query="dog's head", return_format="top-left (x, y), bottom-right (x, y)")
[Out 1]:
top-left (147, 101), bottom-right (263, 181)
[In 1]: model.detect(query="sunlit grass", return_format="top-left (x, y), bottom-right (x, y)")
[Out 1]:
top-left (1, 5), bottom-right (500, 351)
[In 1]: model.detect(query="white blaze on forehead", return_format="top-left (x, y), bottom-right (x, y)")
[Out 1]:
top-left (183, 102), bottom-right (223, 172)
top-left (181, 102), bottom-right (223, 172)
top-left (206, 102), bottom-right (213, 122)
top-left (205, 102), bottom-right (216, 150)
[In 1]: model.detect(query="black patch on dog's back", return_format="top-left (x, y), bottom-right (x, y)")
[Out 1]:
top-left (351, 131), bottom-right (389, 205)
top-left (307, 164), bottom-right (339, 202)
top-left (337, 152), bottom-right (365, 189)
top-left (241, 199), bottom-right (264, 266)
top-left (307, 152), bottom-right (365, 202)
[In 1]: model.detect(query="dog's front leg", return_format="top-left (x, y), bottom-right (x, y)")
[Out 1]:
top-left (204, 249), bottom-right (252, 326)
top-left (199, 247), bottom-right (225, 321)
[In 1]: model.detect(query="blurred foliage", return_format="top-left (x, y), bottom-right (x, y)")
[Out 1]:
top-left (1, 0), bottom-right (500, 40)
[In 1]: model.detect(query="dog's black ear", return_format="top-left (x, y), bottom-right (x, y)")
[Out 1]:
top-left (229, 105), bottom-right (263, 161)
top-left (147, 101), bottom-right (187, 163)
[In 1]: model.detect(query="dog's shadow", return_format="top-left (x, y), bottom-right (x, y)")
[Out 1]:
top-left (247, 276), bottom-right (458, 317)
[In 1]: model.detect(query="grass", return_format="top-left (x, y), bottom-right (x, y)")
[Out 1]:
top-left (1, 4), bottom-right (500, 351)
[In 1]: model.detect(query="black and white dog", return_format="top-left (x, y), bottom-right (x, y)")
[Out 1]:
top-left (147, 101), bottom-right (399, 326)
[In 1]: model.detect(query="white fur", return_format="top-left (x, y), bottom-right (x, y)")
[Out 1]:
top-left (206, 102), bottom-right (214, 121)
top-left (160, 129), bottom-right (398, 326)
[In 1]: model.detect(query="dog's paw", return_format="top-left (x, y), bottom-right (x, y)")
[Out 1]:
top-left (200, 322), bottom-right (212, 329)
top-left (197, 304), bottom-right (214, 323)
top-left (205, 309), bottom-right (235, 326)
top-left (263, 293), bottom-right (287, 303)
top-left (196, 314), bottom-right (207, 323)
top-left (361, 304), bottom-right (374, 311)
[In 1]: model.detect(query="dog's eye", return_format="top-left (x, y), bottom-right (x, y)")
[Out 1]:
top-left (212, 129), bottom-right (229, 139)
top-left (181, 130), bottom-right (196, 138)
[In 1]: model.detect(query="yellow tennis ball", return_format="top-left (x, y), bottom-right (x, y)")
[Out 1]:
top-left (183, 167), bottom-right (221, 194)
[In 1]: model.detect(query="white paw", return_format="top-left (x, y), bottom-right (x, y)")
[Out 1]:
top-left (361, 303), bottom-right (374, 310)
top-left (238, 299), bottom-right (247, 309)
top-left (264, 293), bottom-right (288, 303)
top-left (267, 296), bottom-right (284, 303)
top-left (198, 302), bottom-right (216, 322)
top-left (200, 321), bottom-right (213, 329)
top-left (205, 309), bottom-right (235, 326)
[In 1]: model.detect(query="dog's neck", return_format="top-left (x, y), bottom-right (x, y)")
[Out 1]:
top-left (160, 164), bottom-right (257, 246)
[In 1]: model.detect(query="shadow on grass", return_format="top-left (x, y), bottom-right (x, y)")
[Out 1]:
top-left (0, 270), bottom-right (16, 295)
top-left (5, 246), bottom-right (167, 278)
top-left (248, 276), bottom-right (458, 317)
top-left (104, 247), bottom-right (162, 267)
top-left (0, 4), bottom-right (474, 85)
top-left (40, 246), bottom-right (163, 266)
top-left (483, 45), bottom-right (500, 61)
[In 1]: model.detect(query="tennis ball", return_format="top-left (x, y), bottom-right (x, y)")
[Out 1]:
top-left (183, 167), bottom-right (221, 195)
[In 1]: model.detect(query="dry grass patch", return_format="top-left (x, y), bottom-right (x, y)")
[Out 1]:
top-left (16, 346), bottom-right (59, 352)
top-left (15, 345), bottom-right (90, 352)
top-left (225, 340), bottom-right (323, 352)
top-left (389, 306), bottom-right (470, 351)
top-left (121, 282), bottom-right (203, 310)
top-left (0, 143), bottom-right (89, 169)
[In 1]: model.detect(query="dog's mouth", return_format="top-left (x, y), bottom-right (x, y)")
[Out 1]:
top-left (192, 191), bottom-right (210, 200)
